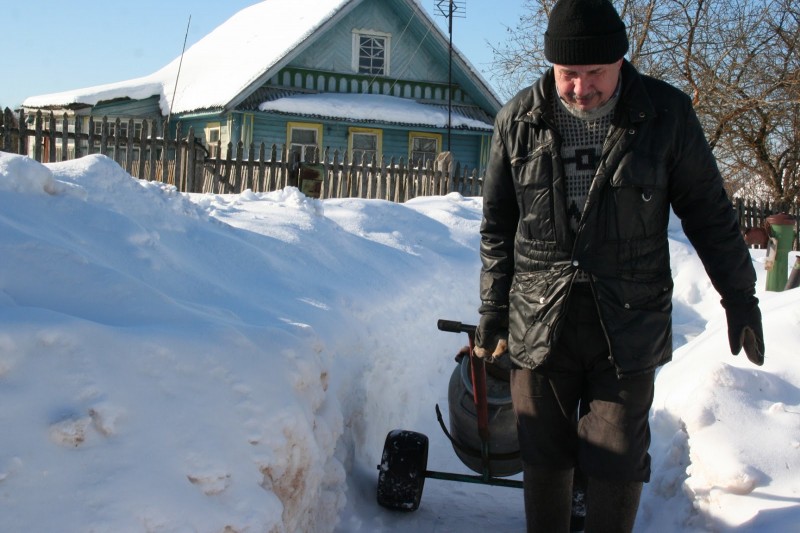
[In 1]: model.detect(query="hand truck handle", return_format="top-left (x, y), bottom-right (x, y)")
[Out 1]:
top-left (437, 319), bottom-right (476, 334)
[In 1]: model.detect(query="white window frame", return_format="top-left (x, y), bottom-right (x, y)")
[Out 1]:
top-left (352, 29), bottom-right (391, 76)
top-left (348, 127), bottom-right (382, 164)
top-left (409, 132), bottom-right (441, 167)
top-left (287, 122), bottom-right (323, 163)
top-left (205, 122), bottom-right (222, 157)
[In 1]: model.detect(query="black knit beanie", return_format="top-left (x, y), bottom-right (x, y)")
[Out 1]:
top-left (544, 0), bottom-right (629, 65)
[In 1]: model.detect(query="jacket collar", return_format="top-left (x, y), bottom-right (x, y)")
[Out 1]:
top-left (617, 60), bottom-right (657, 125)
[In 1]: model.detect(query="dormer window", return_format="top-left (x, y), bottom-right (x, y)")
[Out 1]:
top-left (352, 29), bottom-right (391, 76)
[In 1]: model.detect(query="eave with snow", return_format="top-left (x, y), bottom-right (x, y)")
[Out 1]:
top-left (22, 0), bottom-right (502, 171)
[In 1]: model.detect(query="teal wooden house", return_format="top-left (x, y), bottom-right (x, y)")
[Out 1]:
top-left (22, 0), bottom-right (501, 172)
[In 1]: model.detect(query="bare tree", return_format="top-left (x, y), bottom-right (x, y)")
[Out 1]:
top-left (489, 0), bottom-right (800, 208)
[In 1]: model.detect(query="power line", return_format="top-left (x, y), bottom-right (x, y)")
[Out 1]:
top-left (167, 14), bottom-right (192, 129)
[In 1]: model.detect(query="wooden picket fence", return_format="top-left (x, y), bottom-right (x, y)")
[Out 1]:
top-left (0, 108), bottom-right (483, 201)
top-left (2, 107), bottom-right (796, 249)
top-left (735, 197), bottom-right (799, 251)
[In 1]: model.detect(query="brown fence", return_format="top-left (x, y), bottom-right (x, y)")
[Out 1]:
top-left (2, 107), bottom-right (796, 249)
top-left (0, 108), bottom-right (483, 201)
top-left (735, 197), bottom-right (800, 251)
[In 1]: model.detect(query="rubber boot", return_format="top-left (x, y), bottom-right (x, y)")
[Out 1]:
top-left (523, 464), bottom-right (574, 533)
top-left (583, 477), bottom-right (643, 533)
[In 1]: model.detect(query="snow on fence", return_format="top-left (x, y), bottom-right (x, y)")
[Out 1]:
top-left (0, 108), bottom-right (483, 201)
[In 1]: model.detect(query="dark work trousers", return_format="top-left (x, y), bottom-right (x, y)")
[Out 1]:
top-left (510, 283), bottom-right (654, 531)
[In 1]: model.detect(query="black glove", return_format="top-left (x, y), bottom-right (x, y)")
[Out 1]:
top-left (474, 307), bottom-right (509, 360)
top-left (722, 298), bottom-right (765, 366)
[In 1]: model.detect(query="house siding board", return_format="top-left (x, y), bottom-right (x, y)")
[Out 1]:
top-left (449, 136), bottom-right (473, 171)
top-left (179, 117), bottom-right (215, 141)
top-left (291, 12), bottom-right (351, 75)
top-left (292, 0), bottom-right (449, 91)
top-left (253, 119), bottom-right (290, 149)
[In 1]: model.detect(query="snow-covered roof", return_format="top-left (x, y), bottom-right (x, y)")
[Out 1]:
top-left (22, 0), bottom-right (501, 117)
top-left (22, 0), bottom-right (349, 115)
top-left (258, 93), bottom-right (493, 130)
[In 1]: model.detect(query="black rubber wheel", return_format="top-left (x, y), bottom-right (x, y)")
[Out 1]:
top-left (376, 429), bottom-right (429, 511)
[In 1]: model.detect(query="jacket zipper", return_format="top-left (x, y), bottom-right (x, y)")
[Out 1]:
top-left (587, 275), bottom-right (620, 376)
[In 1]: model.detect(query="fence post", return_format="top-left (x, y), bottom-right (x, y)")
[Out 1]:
top-left (186, 126), bottom-right (197, 193)
top-left (280, 144), bottom-right (290, 189)
top-left (0, 108), bottom-right (6, 151)
top-left (425, 159), bottom-right (435, 198)
top-left (246, 142), bottom-right (256, 191)
top-left (365, 154), bottom-right (375, 199)
top-left (266, 144), bottom-right (277, 191)
top-left (86, 116), bottom-right (95, 156)
top-left (257, 143), bottom-right (266, 192)
top-left (136, 120), bottom-right (147, 179)
top-left (100, 116), bottom-right (110, 156)
top-left (204, 145), bottom-right (217, 194)
top-left (174, 121), bottom-right (184, 191)
top-left (74, 115), bottom-right (83, 158)
top-left (320, 147), bottom-right (329, 199)
top-left (48, 112), bottom-right (56, 163)
top-left (221, 142), bottom-right (234, 192)
top-left (113, 117), bottom-right (122, 165)
top-left (61, 113), bottom-right (69, 161)
top-left (125, 118), bottom-right (134, 174)
top-left (234, 141), bottom-right (244, 193)
top-left (34, 111), bottom-right (43, 161)
top-left (327, 149), bottom-right (340, 199)
top-left (160, 119), bottom-right (169, 184)
top-left (16, 109), bottom-right (27, 155)
top-left (395, 158), bottom-right (405, 202)
top-left (146, 119), bottom-right (156, 180)
top-left (0, 108), bottom-right (9, 152)
top-left (350, 157), bottom-right (364, 198)
top-left (388, 157), bottom-right (395, 201)
top-left (340, 150), bottom-right (348, 198)
top-left (377, 155), bottom-right (387, 200)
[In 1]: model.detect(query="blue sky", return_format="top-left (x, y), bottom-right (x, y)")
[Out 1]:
top-left (2, 1), bottom-right (527, 110)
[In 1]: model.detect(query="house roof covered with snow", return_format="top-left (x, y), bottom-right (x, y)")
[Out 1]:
top-left (257, 92), bottom-right (495, 131)
top-left (22, 0), bottom-right (501, 118)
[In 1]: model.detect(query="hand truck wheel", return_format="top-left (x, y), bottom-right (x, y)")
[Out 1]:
top-left (376, 430), bottom-right (429, 511)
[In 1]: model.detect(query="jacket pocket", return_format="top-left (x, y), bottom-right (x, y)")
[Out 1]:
top-left (512, 148), bottom-right (557, 242)
top-left (613, 274), bottom-right (673, 311)
top-left (605, 151), bottom-right (670, 241)
top-left (594, 274), bottom-right (673, 372)
top-left (508, 266), bottom-right (572, 367)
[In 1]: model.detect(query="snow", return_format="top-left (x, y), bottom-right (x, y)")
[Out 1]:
top-left (259, 93), bottom-right (493, 130)
top-left (21, 0), bottom-right (348, 115)
top-left (19, 0), bottom-right (499, 120)
top-left (1, 150), bottom-right (798, 532)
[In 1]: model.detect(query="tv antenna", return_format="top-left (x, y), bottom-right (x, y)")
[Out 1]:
top-left (434, 1), bottom-right (466, 151)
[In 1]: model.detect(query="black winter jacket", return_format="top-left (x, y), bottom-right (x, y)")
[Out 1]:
top-left (480, 61), bottom-right (756, 377)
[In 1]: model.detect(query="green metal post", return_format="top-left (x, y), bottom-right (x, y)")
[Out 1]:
top-left (765, 213), bottom-right (797, 292)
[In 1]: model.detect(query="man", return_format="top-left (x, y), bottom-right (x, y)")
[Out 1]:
top-left (474, 0), bottom-right (765, 531)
